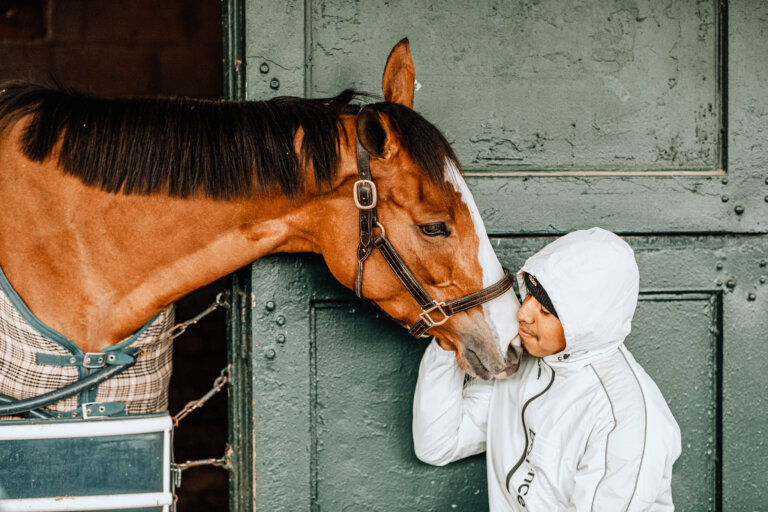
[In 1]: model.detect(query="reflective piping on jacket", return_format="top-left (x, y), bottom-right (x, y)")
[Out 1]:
top-left (505, 358), bottom-right (555, 493)
top-left (589, 348), bottom-right (648, 511)
top-left (588, 364), bottom-right (618, 511)
top-left (621, 348), bottom-right (648, 509)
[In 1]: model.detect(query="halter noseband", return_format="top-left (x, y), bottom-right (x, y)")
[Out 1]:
top-left (353, 137), bottom-right (516, 338)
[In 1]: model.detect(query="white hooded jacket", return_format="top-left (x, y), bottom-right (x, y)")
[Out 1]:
top-left (412, 228), bottom-right (681, 511)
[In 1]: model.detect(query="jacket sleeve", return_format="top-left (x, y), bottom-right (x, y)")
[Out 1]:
top-left (412, 338), bottom-right (494, 466)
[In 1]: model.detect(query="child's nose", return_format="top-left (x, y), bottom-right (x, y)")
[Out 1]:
top-left (516, 296), bottom-right (535, 324)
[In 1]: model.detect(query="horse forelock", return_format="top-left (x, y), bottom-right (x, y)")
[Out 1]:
top-left (0, 82), bottom-right (458, 203)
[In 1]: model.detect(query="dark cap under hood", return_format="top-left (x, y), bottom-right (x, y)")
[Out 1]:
top-left (517, 227), bottom-right (640, 366)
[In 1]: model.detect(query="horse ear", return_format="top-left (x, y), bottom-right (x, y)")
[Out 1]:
top-left (357, 106), bottom-right (394, 159)
top-left (382, 38), bottom-right (415, 109)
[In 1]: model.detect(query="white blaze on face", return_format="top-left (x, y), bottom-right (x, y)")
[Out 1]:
top-left (444, 161), bottom-right (521, 359)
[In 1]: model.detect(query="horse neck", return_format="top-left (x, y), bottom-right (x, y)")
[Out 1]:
top-left (0, 134), bottom-right (344, 351)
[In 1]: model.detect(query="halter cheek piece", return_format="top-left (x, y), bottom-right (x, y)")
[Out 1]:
top-left (353, 138), bottom-right (515, 338)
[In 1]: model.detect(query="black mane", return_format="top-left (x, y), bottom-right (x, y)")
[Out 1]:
top-left (0, 82), bottom-right (459, 200)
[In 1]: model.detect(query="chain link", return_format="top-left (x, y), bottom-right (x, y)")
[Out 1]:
top-left (173, 454), bottom-right (230, 471)
top-left (173, 365), bottom-right (230, 427)
top-left (139, 291), bottom-right (229, 356)
top-left (170, 445), bottom-right (232, 496)
top-left (165, 291), bottom-right (229, 341)
top-left (163, 290), bottom-right (234, 508)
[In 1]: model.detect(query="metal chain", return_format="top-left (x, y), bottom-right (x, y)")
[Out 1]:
top-left (170, 444), bottom-right (233, 496)
top-left (139, 291), bottom-right (229, 356)
top-left (161, 290), bottom-right (234, 509)
top-left (173, 453), bottom-right (230, 471)
top-left (173, 365), bottom-right (230, 427)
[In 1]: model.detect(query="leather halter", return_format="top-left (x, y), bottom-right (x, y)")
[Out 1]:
top-left (353, 138), bottom-right (516, 338)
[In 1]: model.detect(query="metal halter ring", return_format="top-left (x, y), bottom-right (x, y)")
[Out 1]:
top-left (418, 301), bottom-right (450, 328)
top-left (353, 179), bottom-right (377, 210)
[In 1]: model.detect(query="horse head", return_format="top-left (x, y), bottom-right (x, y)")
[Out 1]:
top-left (0, 40), bottom-right (521, 379)
top-left (309, 40), bottom-right (522, 379)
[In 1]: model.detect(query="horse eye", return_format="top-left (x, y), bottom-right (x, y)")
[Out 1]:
top-left (419, 222), bottom-right (450, 237)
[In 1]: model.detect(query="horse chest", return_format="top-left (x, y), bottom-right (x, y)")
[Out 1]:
top-left (0, 271), bottom-right (175, 419)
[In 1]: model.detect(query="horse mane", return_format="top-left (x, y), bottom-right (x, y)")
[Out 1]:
top-left (0, 81), bottom-right (459, 200)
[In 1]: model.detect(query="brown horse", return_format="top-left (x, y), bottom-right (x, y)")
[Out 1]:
top-left (0, 40), bottom-right (520, 380)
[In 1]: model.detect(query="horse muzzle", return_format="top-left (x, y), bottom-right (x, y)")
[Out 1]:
top-left (461, 334), bottom-right (524, 380)
top-left (493, 338), bottom-right (524, 379)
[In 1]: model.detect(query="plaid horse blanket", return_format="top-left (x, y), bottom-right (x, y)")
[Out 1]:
top-left (0, 265), bottom-right (174, 419)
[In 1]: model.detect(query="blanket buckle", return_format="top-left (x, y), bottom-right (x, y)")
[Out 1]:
top-left (81, 402), bottom-right (107, 419)
top-left (83, 352), bottom-right (107, 369)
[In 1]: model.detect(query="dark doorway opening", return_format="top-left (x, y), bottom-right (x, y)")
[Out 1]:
top-left (0, 1), bottom-right (228, 510)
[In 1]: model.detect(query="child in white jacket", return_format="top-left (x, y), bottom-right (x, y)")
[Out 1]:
top-left (412, 227), bottom-right (681, 511)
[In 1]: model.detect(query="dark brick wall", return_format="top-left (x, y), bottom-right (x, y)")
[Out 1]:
top-left (0, 1), bottom-right (228, 510)
top-left (0, 0), bottom-right (222, 98)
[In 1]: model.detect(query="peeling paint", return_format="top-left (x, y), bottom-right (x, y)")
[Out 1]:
top-left (294, 0), bottom-right (721, 170)
top-left (601, 74), bottom-right (632, 102)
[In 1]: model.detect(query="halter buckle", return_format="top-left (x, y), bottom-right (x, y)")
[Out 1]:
top-left (353, 180), bottom-right (377, 210)
top-left (419, 301), bottom-right (450, 328)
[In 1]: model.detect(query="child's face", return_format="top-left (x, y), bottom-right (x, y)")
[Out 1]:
top-left (516, 294), bottom-right (566, 357)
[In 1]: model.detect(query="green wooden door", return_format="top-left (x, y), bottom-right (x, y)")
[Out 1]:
top-left (226, 1), bottom-right (768, 510)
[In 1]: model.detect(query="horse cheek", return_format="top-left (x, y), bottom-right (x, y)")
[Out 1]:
top-left (316, 223), bottom-right (359, 291)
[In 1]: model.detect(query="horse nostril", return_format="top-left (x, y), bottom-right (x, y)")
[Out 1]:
top-left (504, 342), bottom-right (523, 369)
top-left (464, 348), bottom-right (493, 380)
top-left (490, 362), bottom-right (506, 374)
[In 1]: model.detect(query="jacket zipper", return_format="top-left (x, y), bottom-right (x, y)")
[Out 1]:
top-left (505, 358), bottom-right (556, 493)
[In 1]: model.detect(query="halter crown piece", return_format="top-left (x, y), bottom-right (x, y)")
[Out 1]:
top-left (353, 136), bottom-right (516, 338)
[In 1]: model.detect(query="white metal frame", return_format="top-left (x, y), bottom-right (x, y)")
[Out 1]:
top-left (0, 414), bottom-right (173, 512)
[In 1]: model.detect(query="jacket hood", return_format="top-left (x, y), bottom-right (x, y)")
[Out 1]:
top-left (517, 227), bottom-right (639, 368)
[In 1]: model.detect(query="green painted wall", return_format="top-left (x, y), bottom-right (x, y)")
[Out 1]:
top-left (229, 1), bottom-right (768, 510)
